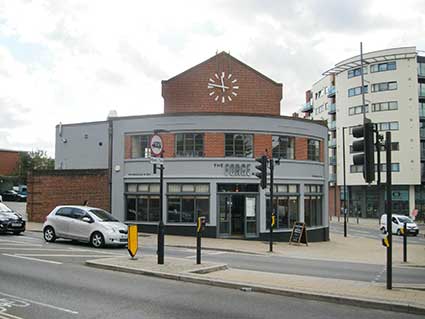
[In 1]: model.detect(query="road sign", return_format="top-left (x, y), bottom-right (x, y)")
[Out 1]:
top-left (150, 157), bottom-right (164, 165)
top-left (127, 225), bottom-right (138, 259)
top-left (150, 134), bottom-right (163, 156)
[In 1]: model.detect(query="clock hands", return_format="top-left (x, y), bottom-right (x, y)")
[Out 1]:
top-left (220, 73), bottom-right (225, 92)
top-left (208, 83), bottom-right (229, 90)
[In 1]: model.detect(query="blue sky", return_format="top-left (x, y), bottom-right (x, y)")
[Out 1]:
top-left (0, 0), bottom-right (424, 156)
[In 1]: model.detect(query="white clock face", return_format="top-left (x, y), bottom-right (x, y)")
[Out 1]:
top-left (207, 71), bottom-right (239, 103)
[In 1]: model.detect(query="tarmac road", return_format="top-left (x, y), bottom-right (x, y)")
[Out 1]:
top-left (0, 232), bottom-right (424, 319)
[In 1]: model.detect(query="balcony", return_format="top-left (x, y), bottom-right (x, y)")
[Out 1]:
top-left (301, 102), bottom-right (313, 113)
top-left (420, 108), bottom-right (425, 120)
top-left (421, 129), bottom-right (425, 139)
top-left (328, 103), bottom-right (336, 114)
top-left (329, 173), bottom-right (336, 183)
top-left (328, 138), bottom-right (337, 148)
top-left (327, 86), bottom-right (336, 97)
top-left (329, 155), bottom-right (337, 166)
top-left (328, 120), bottom-right (336, 131)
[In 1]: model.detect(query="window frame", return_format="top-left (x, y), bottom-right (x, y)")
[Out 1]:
top-left (224, 134), bottom-right (253, 158)
top-left (130, 135), bottom-right (151, 159)
top-left (272, 135), bottom-right (295, 160)
top-left (175, 133), bottom-right (204, 157)
top-left (307, 139), bottom-right (320, 161)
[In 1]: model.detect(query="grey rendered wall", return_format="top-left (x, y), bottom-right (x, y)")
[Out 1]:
top-left (110, 114), bottom-right (329, 227)
top-left (55, 121), bottom-right (109, 169)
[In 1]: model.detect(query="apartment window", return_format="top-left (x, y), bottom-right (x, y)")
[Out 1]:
top-left (348, 66), bottom-right (368, 79)
top-left (131, 135), bottom-right (151, 158)
top-left (370, 61), bottom-right (396, 73)
top-left (175, 133), bottom-right (204, 157)
top-left (420, 102), bottom-right (425, 117)
top-left (418, 62), bottom-right (425, 77)
top-left (350, 163), bottom-right (400, 173)
top-left (272, 136), bottom-right (295, 160)
top-left (304, 185), bottom-right (323, 227)
top-left (266, 185), bottom-right (299, 229)
top-left (372, 101), bottom-right (398, 112)
top-left (315, 104), bottom-right (324, 114)
top-left (225, 134), bottom-right (253, 157)
top-left (419, 83), bottom-right (425, 97)
top-left (167, 184), bottom-right (210, 223)
top-left (378, 121), bottom-right (399, 131)
top-left (348, 104), bottom-right (368, 116)
top-left (125, 183), bottom-right (160, 221)
top-left (371, 81), bottom-right (397, 92)
top-left (348, 85), bottom-right (368, 97)
top-left (307, 139), bottom-right (320, 161)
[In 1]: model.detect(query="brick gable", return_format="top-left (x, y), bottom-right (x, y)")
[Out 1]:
top-left (162, 52), bottom-right (282, 115)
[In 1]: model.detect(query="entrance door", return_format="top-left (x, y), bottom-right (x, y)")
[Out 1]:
top-left (231, 195), bottom-right (244, 235)
top-left (219, 195), bottom-right (231, 236)
top-left (244, 196), bottom-right (257, 237)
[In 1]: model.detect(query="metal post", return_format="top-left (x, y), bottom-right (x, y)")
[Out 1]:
top-left (360, 42), bottom-right (366, 124)
top-left (196, 227), bottom-right (201, 265)
top-left (403, 222), bottom-right (407, 263)
top-left (342, 127), bottom-right (347, 236)
top-left (157, 153), bottom-right (165, 265)
top-left (269, 158), bottom-right (274, 252)
top-left (386, 131), bottom-right (392, 289)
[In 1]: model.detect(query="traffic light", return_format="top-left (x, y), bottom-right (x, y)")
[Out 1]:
top-left (255, 155), bottom-right (267, 189)
top-left (352, 120), bottom-right (375, 183)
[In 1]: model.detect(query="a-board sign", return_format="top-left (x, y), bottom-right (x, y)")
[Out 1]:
top-left (289, 222), bottom-right (308, 246)
top-left (127, 225), bottom-right (138, 258)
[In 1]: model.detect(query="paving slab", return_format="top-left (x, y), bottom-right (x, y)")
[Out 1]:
top-left (86, 255), bottom-right (425, 315)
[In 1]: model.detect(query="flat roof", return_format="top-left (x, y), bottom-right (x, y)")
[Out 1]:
top-left (58, 112), bottom-right (328, 128)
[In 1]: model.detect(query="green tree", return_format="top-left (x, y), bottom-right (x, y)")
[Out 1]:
top-left (14, 150), bottom-right (54, 182)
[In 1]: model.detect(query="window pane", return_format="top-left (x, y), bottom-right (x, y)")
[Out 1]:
top-left (182, 184), bottom-right (195, 192)
top-left (126, 196), bottom-right (137, 221)
top-left (196, 197), bottom-right (209, 223)
top-left (127, 184), bottom-right (137, 193)
top-left (137, 196), bottom-right (148, 221)
top-left (149, 196), bottom-right (160, 221)
top-left (277, 197), bottom-right (289, 229)
top-left (288, 185), bottom-right (298, 193)
top-left (138, 184), bottom-right (149, 192)
top-left (181, 197), bottom-right (195, 222)
top-left (150, 184), bottom-right (160, 193)
top-left (277, 185), bottom-right (288, 193)
top-left (168, 184), bottom-right (181, 193)
top-left (176, 134), bottom-right (184, 155)
top-left (167, 197), bottom-right (181, 222)
top-left (195, 184), bottom-right (210, 193)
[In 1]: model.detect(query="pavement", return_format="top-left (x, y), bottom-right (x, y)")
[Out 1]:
top-left (26, 220), bottom-right (425, 314)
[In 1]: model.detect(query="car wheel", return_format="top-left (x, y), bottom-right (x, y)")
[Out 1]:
top-left (396, 229), bottom-right (401, 236)
top-left (91, 232), bottom-right (104, 248)
top-left (43, 226), bottom-right (56, 242)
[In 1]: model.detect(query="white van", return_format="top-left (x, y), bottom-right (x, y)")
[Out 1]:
top-left (380, 214), bottom-right (419, 236)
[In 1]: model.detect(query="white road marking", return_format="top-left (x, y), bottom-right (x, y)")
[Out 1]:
top-left (0, 313), bottom-right (23, 319)
top-left (14, 254), bottom-right (120, 258)
top-left (2, 254), bottom-right (62, 265)
top-left (0, 244), bottom-right (42, 247)
top-left (0, 291), bottom-right (78, 315)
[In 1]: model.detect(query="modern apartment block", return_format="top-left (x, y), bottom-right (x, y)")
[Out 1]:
top-left (302, 46), bottom-right (425, 221)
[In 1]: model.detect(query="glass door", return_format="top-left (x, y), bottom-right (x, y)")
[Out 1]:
top-left (245, 195), bottom-right (257, 237)
top-left (219, 195), bottom-right (231, 236)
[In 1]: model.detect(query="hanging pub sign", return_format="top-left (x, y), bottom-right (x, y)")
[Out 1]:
top-left (289, 222), bottom-right (308, 246)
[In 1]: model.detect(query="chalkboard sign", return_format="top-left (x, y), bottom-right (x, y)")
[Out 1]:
top-left (289, 222), bottom-right (308, 246)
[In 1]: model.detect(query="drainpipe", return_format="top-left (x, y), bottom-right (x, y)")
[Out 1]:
top-left (108, 119), bottom-right (113, 212)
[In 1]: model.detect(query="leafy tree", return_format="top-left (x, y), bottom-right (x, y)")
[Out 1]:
top-left (13, 150), bottom-right (54, 182)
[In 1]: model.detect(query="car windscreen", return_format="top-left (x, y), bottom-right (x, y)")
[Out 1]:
top-left (397, 216), bottom-right (413, 224)
top-left (89, 209), bottom-right (119, 222)
top-left (0, 203), bottom-right (13, 212)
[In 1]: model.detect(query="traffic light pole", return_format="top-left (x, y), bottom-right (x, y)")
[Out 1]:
top-left (269, 158), bottom-right (274, 253)
top-left (342, 126), bottom-right (347, 237)
top-left (385, 131), bottom-right (392, 290)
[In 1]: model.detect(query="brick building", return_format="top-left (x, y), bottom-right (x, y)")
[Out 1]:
top-left (55, 52), bottom-right (329, 241)
top-left (0, 149), bottom-right (20, 176)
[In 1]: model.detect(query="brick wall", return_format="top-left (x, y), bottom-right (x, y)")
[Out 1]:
top-left (295, 137), bottom-right (308, 160)
top-left (204, 133), bottom-right (225, 157)
top-left (0, 150), bottom-right (20, 175)
top-left (27, 169), bottom-right (110, 222)
top-left (254, 134), bottom-right (272, 157)
top-left (162, 52), bottom-right (282, 116)
top-left (161, 133), bottom-right (175, 158)
top-left (124, 135), bottom-right (131, 159)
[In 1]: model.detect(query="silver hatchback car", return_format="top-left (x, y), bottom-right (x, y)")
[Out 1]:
top-left (43, 205), bottom-right (128, 248)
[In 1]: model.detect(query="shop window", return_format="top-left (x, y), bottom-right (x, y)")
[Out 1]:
top-left (272, 136), bottom-right (295, 159)
top-left (167, 184), bottom-right (210, 223)
top-left (175, 133), bottom-right (204, 157)
top-left (225, 134), bottom-right (253, 157)
top-left (266, 196), bottom-right (299, 229)
top-left (125, 183), bottom-right (160, 222)
top-left (131, 135), bottom-right (151, 158)
top-left (304, 195), bottom-right (323, 227)
top-left (307, 139), bottom-right (320, 161)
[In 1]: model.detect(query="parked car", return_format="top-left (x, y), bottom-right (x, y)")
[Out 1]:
top-left (0, 190), bottom-right (26, 202)
top-left (42, 206), bottom-right (128, 248)
top-left (380, 214), bottom-right (419, 236)
top-left (0, 203), bottom-right (26, 235)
